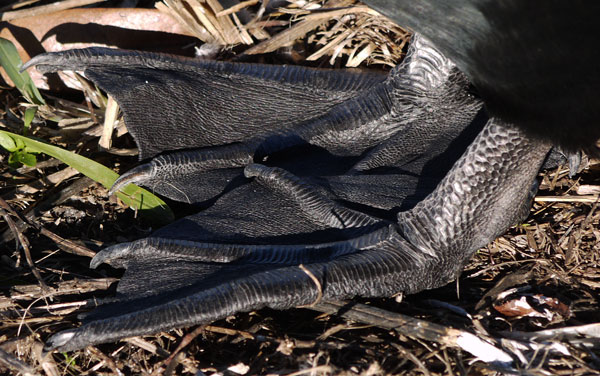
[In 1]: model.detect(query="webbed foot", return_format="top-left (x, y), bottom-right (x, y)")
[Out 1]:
top-left (26, 35), bottom-right (551, 354)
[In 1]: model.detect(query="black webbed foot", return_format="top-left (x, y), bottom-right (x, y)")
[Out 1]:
top-left (24, 48), bottom-right (386, 159)
top-left (25, 35), bottom-right (483, 205)
top-left (44, 118), bottom-right (549, 353)
top-left (25, 34), bottom-right (552, 353)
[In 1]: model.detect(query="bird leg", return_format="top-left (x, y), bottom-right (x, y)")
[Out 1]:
top-left (44, 117), bottom-right (549, 352)
top-left (24, 34), bottom-right (549, 353)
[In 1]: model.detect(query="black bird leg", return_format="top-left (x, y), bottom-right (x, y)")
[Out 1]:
top-left (23, 34), bottom-right (550, 352)
top-left (45, 119), bottom-right (550, 352)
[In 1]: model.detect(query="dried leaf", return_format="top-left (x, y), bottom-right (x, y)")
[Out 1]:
top-left (494, 294), bottom-right (571, 321)
top-left (0, 8), bottom-right (195, 89)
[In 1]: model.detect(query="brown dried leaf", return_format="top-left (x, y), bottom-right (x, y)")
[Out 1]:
top-left (494, 294), bottom-right (571, 321)
top-left (0, 8), bottom-right (195, 89)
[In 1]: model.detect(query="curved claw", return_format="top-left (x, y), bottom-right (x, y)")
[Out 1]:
top-left (20, 49), bottom-right (91, 73)
top-left (110, 163), bottom-right (156, 196)
top-left (20, 53), bottom-right (56, 73)
top-left (90, 243), bottom-right (135, 269)
top-left (44, 329), bottom-right (77, 354)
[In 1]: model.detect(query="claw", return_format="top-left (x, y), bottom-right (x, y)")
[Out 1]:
top-left (109, 163), bottom-right (156, 196)
top-left (20, 50), bottom-right (83, 73)
top-left (20, 53), bottom-right (54, 73)
top-left (90, 243), bottom-right (134, 269)
top-left (44, 329), bottom-right (76, 353)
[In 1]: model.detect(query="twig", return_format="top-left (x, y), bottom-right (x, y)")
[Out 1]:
top-left (467, 258), bottom-right (550, 278)
top-left (204, 325), bottom-right (254, 339)
top-left (163, 326), bottom-right (206, 370)
top-left (312, 300), bottom-right (515, 368)
top-left (0, 199), bottom-right (49, 292)
top-left (0, 348), bottom-right (35, 376)
top-left (0, 195), bottom-right (95, 258)
top-left (298, 264), bottom-right (323, 307)
top-left (88, 346), bottom-right (123, 376)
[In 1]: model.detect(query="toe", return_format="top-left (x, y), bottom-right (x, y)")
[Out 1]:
top-left (110, 163), bottom-right (156, 196)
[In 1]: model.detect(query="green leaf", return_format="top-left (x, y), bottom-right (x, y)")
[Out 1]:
top-left (0, 37), bottom-right (45, 105)
top-left (8, 152), bottom-right (20, 168)
top-left (0, 130), bottom-right (174, 225)
top-left (15, 150), bottom-right (37, 166)
top-left (0, 132), bottom-right (17, 152)
top-left (23, 106), bottom-right (37, 134)
top-left (14, 137), bottom-right (26, 150)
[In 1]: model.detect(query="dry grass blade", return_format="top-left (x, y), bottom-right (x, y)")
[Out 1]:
top-left (8, 278), bottom-right (116, 302)
top-left (346, 42), bottom-right (375, 67)
top-left (535, 195), bottom-right (600, 203)
top-left (1, 1), bottom-right (598, 374)
top-left (246, 0), bottom-right (408, 67)
top-left (306, 27), bottom-right (354, 61)
top-left (157, 0), bottom-right (213, 42)
top-left (244, 15), bottom-right (328, 54)
top-left (98, 95), bottom-right (119, 151)
top-left (157, 0), bottom-right (408, 67)
top-left (245, 0), bottom-right (354, 55)
top-left (123, 337), bottom-right (170, 356)
top-left (158, 0), bottom-right (253, 45)
top-left (216, 0), bottom-right (259, 17)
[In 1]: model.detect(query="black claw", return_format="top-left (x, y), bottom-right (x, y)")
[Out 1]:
top-left (109, 163), bottom-right (155, 196)
top-left (90, 243), bottom-right (133, 269)
top-left (44, 329), bottom-right (77, 352)
top-left (20, 53), bottom-right (54, 73)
